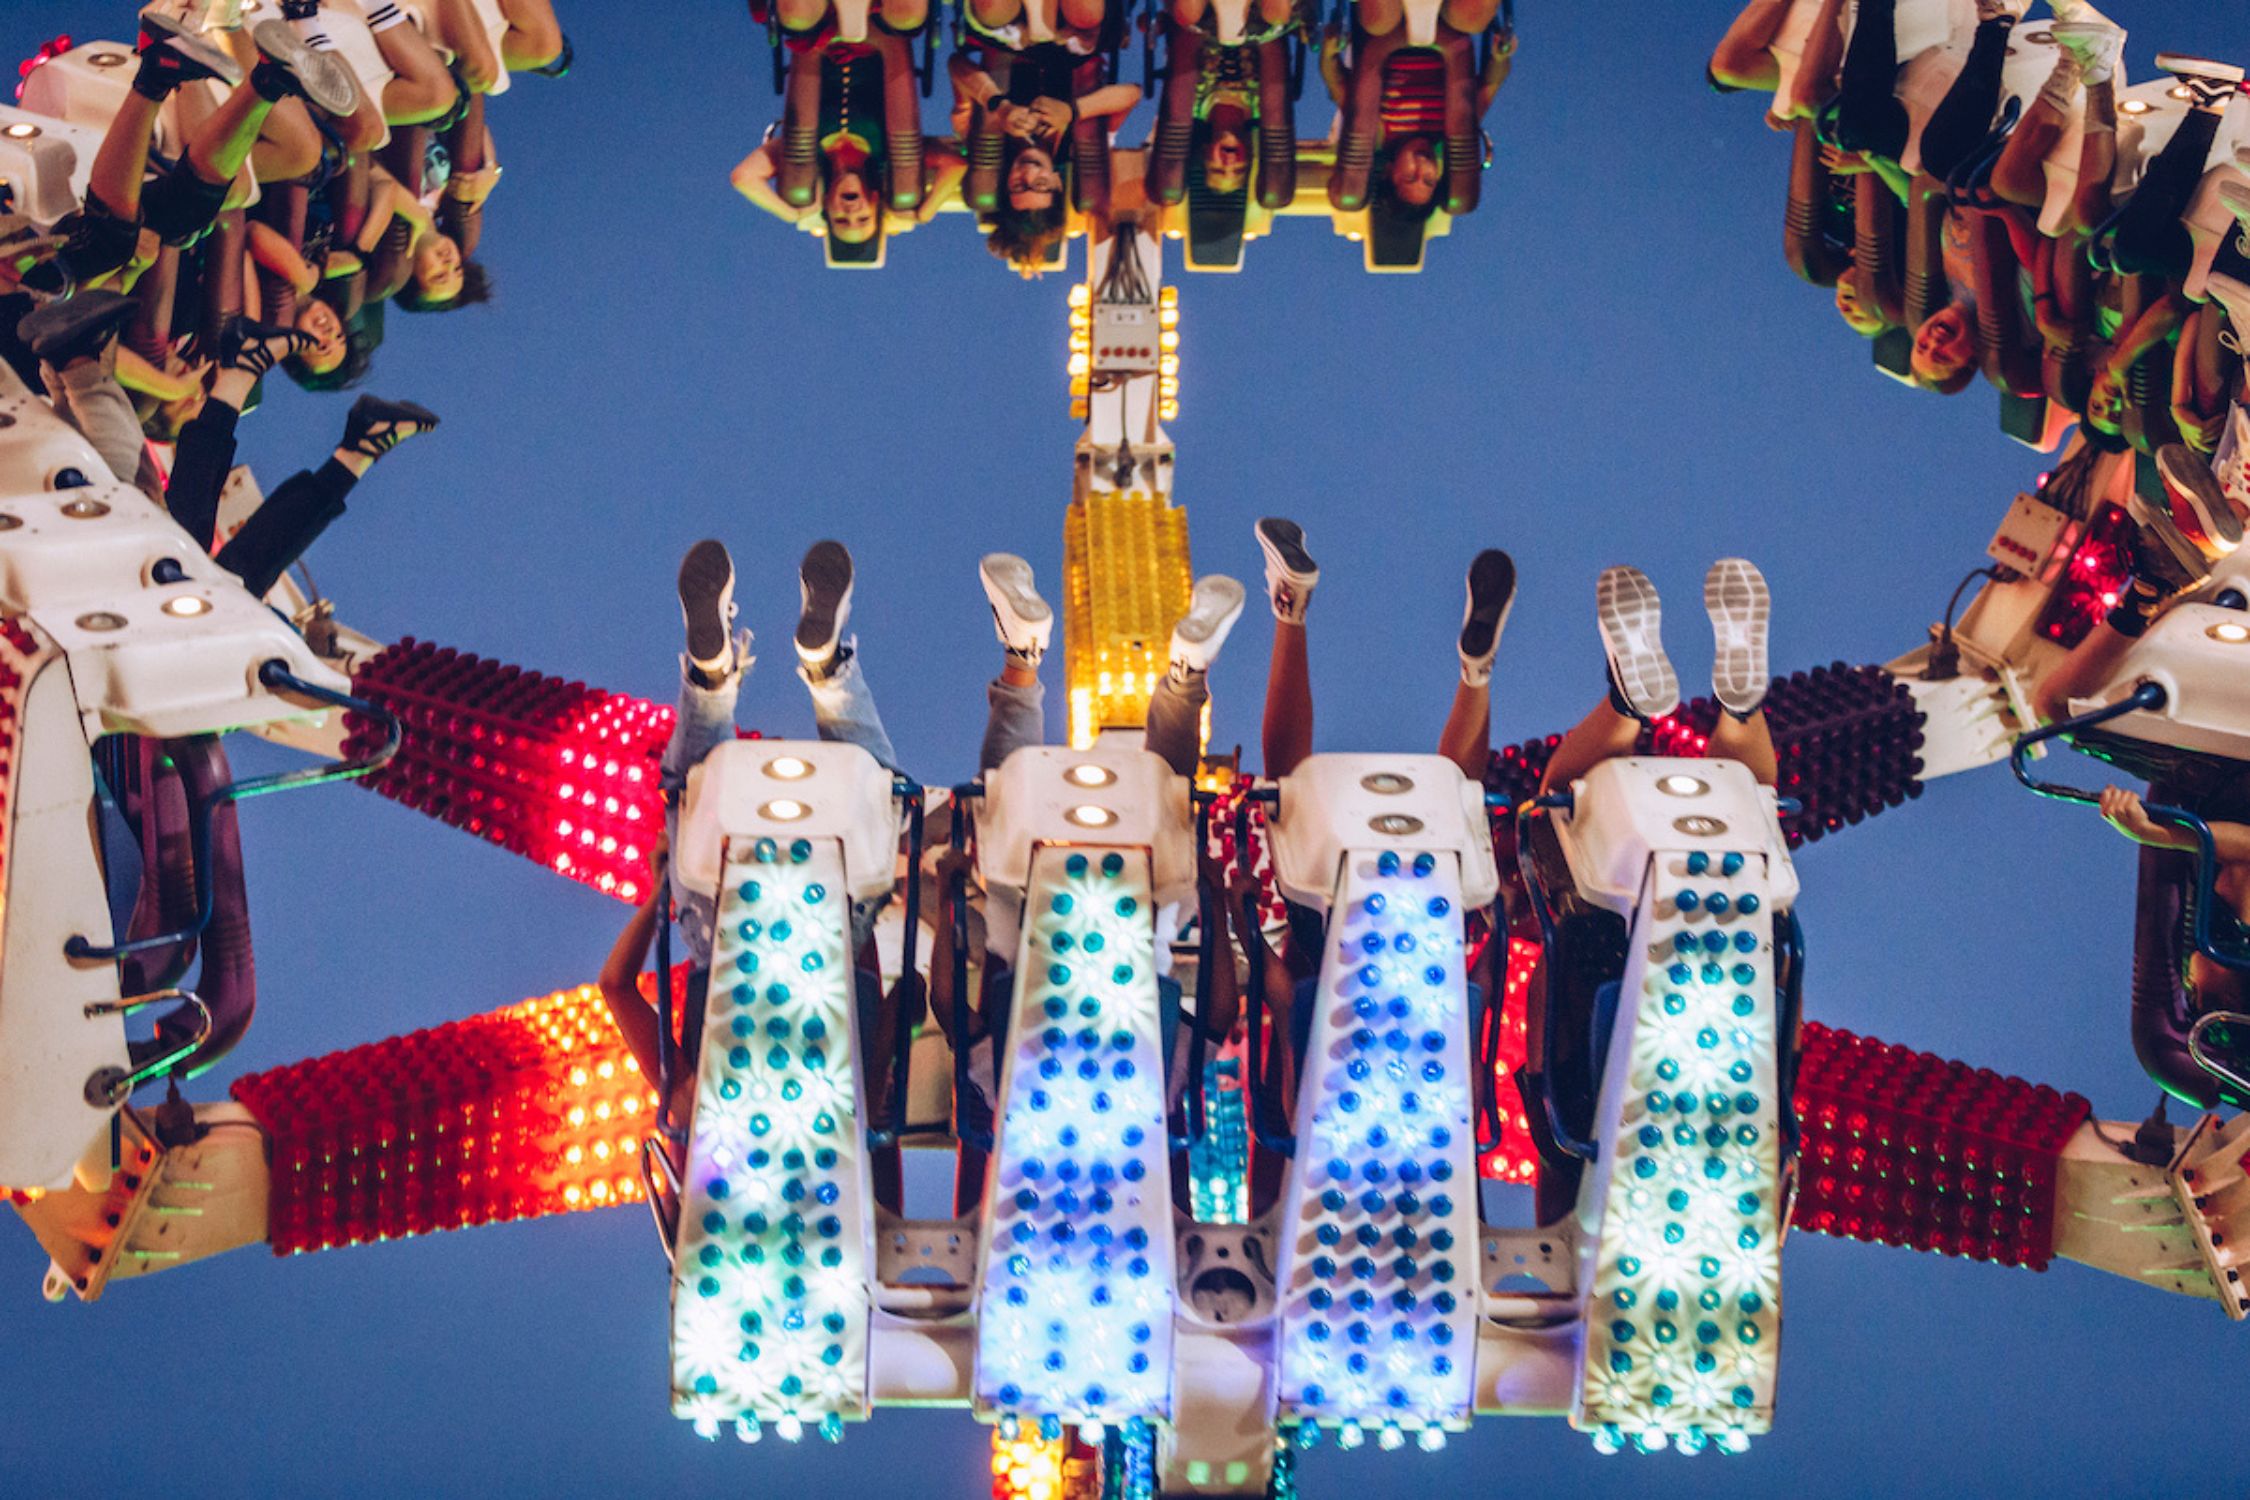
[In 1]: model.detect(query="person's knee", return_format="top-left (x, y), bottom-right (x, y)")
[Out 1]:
top-left (780, 0), bottom-right (831, 29)
top-left (883, 0), bottom-right (929, 31)
top-left (1059, 0), bottom-right (1106, 31)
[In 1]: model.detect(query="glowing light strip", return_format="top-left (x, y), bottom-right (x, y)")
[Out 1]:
top-left (974, 847), bottom-right (1175, 1432)
top-left (670, 836), bottom-right (870, 1443)
top-left (1576, 850), bottom-right (1782, 1455)
top-left (1275, 850), bottom-right (1478, 1450)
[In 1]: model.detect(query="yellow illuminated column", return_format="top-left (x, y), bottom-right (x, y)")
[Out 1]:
top-left (1062, 488), bottom-right (1193, 749)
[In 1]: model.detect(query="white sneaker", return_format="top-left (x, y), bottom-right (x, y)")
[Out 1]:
top-left (978, 553), bottom-right (1053, 663)
top-left (1170, 575), bottom-right (1247, 676)
top-left (2044, 0), bottom-right (2116, 28)
top-left (1255, 517), bottom-right (1318, 624)
top-left (2216, 405), bottom-right (2250, 518)
top-left (2049, 21), bottom-right (2123, 81)
top-left (1595, 565), bottom-right (1679, 722)
top-left (1705, 558), bottom-right (1773, 718)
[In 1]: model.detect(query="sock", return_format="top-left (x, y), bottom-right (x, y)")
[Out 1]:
top-left (132, 53), bottom-right (182, 100)
top-left (281, 1), bottom-right (336, 52)
top-left (2038, 54), bottom-right (2083, 112)
top-left (361, 2), bottom-right (409, 31)
top-left (802, 641), bottom-right (852, 684)
top-left (1606, 670), bottom-right (1645, 724)
top-left (1169, 660), bottom-right (1205, 689)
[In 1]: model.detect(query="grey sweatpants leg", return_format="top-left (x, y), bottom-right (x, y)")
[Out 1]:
top-left (1144, 668), bottom-right (1207, 777)
top-left (42, 360), bottom-right (147, 490)
top-left (981, 675), bottom-right (1047, 772)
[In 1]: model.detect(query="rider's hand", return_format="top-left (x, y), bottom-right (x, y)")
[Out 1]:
top-left (2100, 784), bottom-right (2172, 846)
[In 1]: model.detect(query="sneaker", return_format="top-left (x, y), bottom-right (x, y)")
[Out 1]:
top-left (2123, 490), bottom-right (2213, 595)
top-left (1704, 557), bottom-right (1772, 718)
top-left (217, 312), bottom-right (312, 375)
top-left (1170, 574), bottom-right (1247, 676)
top-left (2050, 21), bottom-right (2124, 79)
top-left (1457, 549), bottom-right (1516, 686)
top-left (1255, 517), bottom-right (1318, 624)
top-left (2045, 0), bottom-right (2117, 27)
top-left (2156, 53), bottom-right (2244, 109)
top-left (1595, 565), bottom-right (1680, 722)
top-left (2217, 405), bottom-right (2250, 514)
top-left (795, 539), bottom-right (854, 676)
top-left (136, 11), bottom-right (243, 92)
top-left (677, 539), bottom-right (737, 679)
top-left (2156, 443), bottom-right (2245, 555)
top-left (978, 553), bottom-right (1052, 663)
top-left (1972, 0), bottom-right (2030, 22)
top-left (251, 18), bottom-right (363, 115)
top-left (18, 289), bottom-right (137, 366)
top-left (342, 394), bottom-right (439, 458)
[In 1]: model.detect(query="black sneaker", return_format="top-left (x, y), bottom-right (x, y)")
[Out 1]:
top-left (678, 539), bottom-right (737, 679)
top-left (1457, 549), bottom-right (1516, 684)
top-left (251, 19), bottom-right (364, 116)
top-left (1255, 517), bottom-right (1318, 624)
top-left (218, 313), bottom-right (313, 376)
top-left (342, 394), bottom-right (440, 459)
top-left (795, 540), bottom-right (855, 677)
top-left (18, 290), bottom-right (137, 366)
top-left (135, 12), bottom-right (243, 96)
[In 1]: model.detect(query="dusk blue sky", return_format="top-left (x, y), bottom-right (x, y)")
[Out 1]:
top-left (5, 2), bottom-right (2246, 1495)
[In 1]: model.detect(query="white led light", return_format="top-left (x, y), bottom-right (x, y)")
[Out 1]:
top-left (161, 596), bottom-right (211, 618)
top-left (2207, 622), bottom-right (2250, 644)
top-left (1658, 775), bottom-right (1709, 797)
top-left (759, 798), bottom-right (809, 821)
top-left (1065, 803), bottom-right (1117, 828)
top-left (1064, 764), bottom-right (1116, 788)
top-left (3, 122), bottom-right (39, 139)
top-left (764, 755), bottom-right (813, 780)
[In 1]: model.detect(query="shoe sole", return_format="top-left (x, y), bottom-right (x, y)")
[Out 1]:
top-left (1704, 558), bottom-right (1771, 717)
top-left (796, 540), bottom-right (854, 659)
top-left (2158, 444), bottom-right (2245, 552)
top-left (978, 553), bottom-right (1051, 645)
top-left (678, 539), bottom-right (734, 671)
top-left (1596, 565), bottom-right (1679, 721)
top-left (2156, 54), bottom-right (2246, 85)
top-left (2126, 491), bottom-right (2208, 585)
top-left (1255, 517), bottom-right (1318, 583)
top-left (143, 12), bottom-right (244, 86)
top-left (251, 19), bottom-right (363, 116)
top-left (1175, 574), bottom-right (1247, 649)
top-left (1459, 549), bottom-right (1517, 665)
top-left (22, 292), bottom-right (136, 362)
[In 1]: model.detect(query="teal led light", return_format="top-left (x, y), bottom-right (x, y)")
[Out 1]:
top-left (1578, 852), bottom-right (1783, 1456)
top-left (671, 836), bottom-right (869, 1440)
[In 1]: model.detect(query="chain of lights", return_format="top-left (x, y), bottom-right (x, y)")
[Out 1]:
top-left (1277, 849), bottom-right (1478, 1453)
top-left (1794, 1021), bottom-right (2089, 1269)
top-left (231, 979), bottom-right (666, 1254)
top-left (670, 835), bottom-right (872, 1444)
top-left (1067, 285), bottom-right (1092, 422)
top-left (1576, 850), bottom-right (1783, 1457)
top-left (1156, 287), bottom-right (1180, 423)
top-left (344, 637), bottom-right (679, 903)
top-left (974, 848), bottom-right (1176, 1434)
top-left (2032, 501), bottom-right (2134, 648)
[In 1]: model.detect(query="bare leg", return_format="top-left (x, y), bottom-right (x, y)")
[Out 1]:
top-left (184, 79), bottom-right (280, 188)
top-left (1440, 0), bottom-right (1499, 34)
top-left (495, 0), bottom-right (565, 70)
top-left (1060, 0), bottom-right (1105, 33)
top-left (88, 92), bottom-right (165, 218)
top-left (1172, 0), bottom-right (1210, 20)
top-left (252, 97), bottom-right (322, 183)
top-left (1991, 90), bottom-right (2068, 209)
top-left (1254, 0), bottom-right (1289, 24)
top-left (434, 0), bottom-right (504, 92)
top-left (373, 14), bottom-right (460, 123)
top-left (1261, 620), bottom-right (1313, 778)
top-left (1537, 700), bottom-right (1641, 795)
top-left (1358, 0), bottom-right (1404, 37)
top-left (1707, 709), bottom-right (1779, 787)
top-left (782, 0), bottom-right (833, 27)
top-left (2069, 72), bottom-right (2116, 236)
top-left (1438, 678), bottom-right (1490, 781)
top-left (2034, 618), bottom-right (2138, 725)
top-left (883, 0), bottom-right (930, 32)
top-left (1709, 0), bottom-right (1788, 91)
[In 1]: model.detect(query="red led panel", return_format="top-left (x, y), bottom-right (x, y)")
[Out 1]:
top-left (343, 638), bottom-right (690, 903)
top-left (232, 972), bottom-right (691, 1254)
top-left (1790, 1021), bottom-right (2091, 1270)
top-left (2033, 502), bottom-right (2134, 650)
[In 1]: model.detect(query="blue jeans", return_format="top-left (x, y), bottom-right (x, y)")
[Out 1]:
top-left (662, 647), bottom-right (900, 967)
